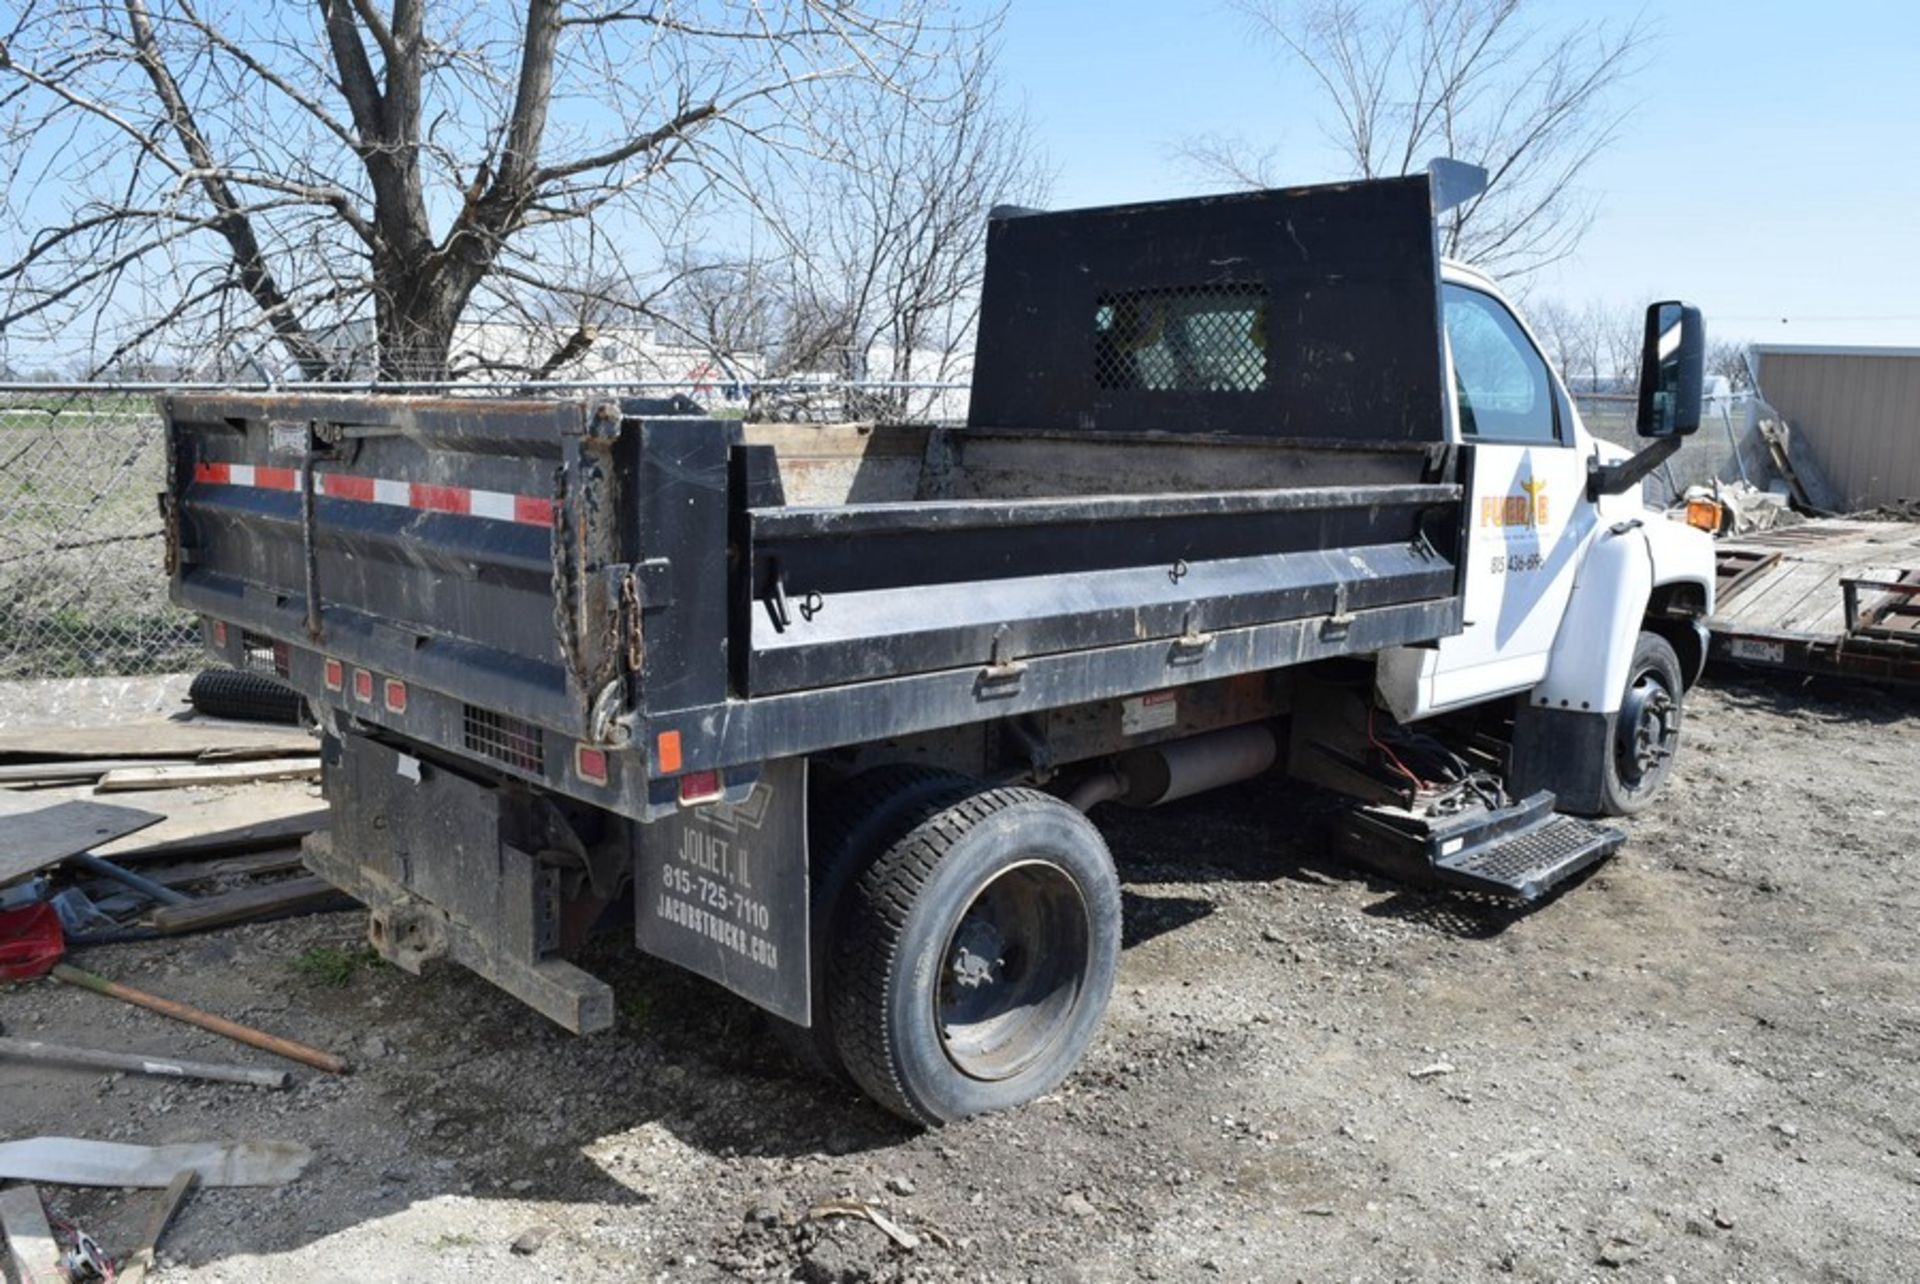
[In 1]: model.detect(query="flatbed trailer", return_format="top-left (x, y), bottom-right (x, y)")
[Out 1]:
top-left (1710, 518), bottom-right (1920, 684)
top-left (164, 172), bottom-right (1715, 1123)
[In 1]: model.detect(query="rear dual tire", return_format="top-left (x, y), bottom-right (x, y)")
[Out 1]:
top-left (795, 775), bottom-right (1122, 1126)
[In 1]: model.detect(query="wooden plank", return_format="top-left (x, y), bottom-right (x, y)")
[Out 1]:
top-left (0, 1184), bottom-right (62, 1284)
top-left (0, 798), bottom-right (165, 886)
top-left (110, 846), bottom-right (307, 890)
top-left (1716, 561), bottom-right (1835, 631)
top-left (0, 719), bottom-right (314, 763)
top-left (0, 757), bottom-right (193, 785)
top-left (118, 1170), bottom-right (199, 1284)
top-left (96, 756), bottom-right (321, 793)
top-left (148, 874), bottom-right (344, 933)
top-left (85, 782), bottom-right (328, 863)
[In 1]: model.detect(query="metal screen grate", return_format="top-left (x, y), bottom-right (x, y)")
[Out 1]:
top-left (239, 629), bottom-right (290, 678)
top-left (1094, 285), bottom-right (1269, 393)
top-left (462, 704), bottom-right (546, 773)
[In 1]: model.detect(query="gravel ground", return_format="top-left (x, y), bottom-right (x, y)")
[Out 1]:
top-left (3, 673), bottom-right (1917, 1282)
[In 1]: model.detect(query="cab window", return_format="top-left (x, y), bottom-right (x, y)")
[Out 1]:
top-left (1443, 284), bottom-right (1559, 444)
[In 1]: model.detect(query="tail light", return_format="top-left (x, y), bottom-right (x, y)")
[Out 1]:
top-left (677, 769), bottom-right (723, 805)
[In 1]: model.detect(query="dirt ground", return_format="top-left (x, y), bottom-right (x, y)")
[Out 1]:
top-left (4, 672), bottom-right (1918, 1283)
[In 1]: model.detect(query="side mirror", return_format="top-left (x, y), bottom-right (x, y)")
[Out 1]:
top-left (1635, 300), bottom-right (1705, 437)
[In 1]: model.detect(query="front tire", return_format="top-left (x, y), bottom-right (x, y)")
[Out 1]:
top-left (1598, 631), bottom-right (1685, 815)
top-left (829, 787), bottom-right (1122, 1125)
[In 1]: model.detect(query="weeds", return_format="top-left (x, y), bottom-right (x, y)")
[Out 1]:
top-left (289, 944), bottom-right (380, 988)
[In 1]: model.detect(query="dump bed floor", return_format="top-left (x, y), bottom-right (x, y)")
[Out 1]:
top-left (1710, 517), bottom-right (1920, 683)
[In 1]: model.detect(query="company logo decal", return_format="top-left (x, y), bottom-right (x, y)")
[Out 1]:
top-left (1482, 476), bottom-right (1549, 529)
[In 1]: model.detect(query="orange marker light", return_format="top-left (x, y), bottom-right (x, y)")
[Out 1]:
top-left (656, 730), bottom-right (683, 774)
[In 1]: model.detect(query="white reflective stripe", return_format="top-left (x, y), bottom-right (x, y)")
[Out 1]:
top-left (229, 463), bottom-right (255, 487)
top-left (372, 478), bottom-right (410, 507)
top-left (467, 489), bottom-right (515, 521)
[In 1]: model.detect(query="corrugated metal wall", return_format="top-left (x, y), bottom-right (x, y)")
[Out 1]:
top-left (1754, 345), bottom-right (1920, 509)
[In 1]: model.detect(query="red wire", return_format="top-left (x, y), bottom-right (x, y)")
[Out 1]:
top-left (1368, 705), bottom-right (1427, 793)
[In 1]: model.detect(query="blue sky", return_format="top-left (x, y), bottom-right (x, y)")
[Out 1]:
top-left (998, 1), bottom-right (1920, 346)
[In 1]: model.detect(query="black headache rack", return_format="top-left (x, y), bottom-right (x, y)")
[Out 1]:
top-left (165, 174), bottom-right (1467, 819)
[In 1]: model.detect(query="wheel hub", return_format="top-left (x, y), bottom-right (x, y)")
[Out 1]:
top-left (1617, 672), bottom-right (1677, 784)
top-left (935, 861), bottom-right (1089, 1083)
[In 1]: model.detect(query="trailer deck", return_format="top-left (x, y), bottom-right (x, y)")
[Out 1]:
top-left (1710, 518), bottom-right (1920, 683)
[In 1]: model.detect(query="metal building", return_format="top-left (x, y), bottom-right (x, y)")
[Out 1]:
top-left (1752, 344), bottom-right (1920, 510)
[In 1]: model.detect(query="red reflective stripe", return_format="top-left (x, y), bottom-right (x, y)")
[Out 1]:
top-left (321, 473), bottom-right (375, 502)
top-left (409, 483), bottom-right (469, 514)
top-left (198, 464), bottom-right (548, 527)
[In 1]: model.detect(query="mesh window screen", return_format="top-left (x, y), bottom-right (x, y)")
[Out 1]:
top-left (1094, 285), bottom-right (1269, 393)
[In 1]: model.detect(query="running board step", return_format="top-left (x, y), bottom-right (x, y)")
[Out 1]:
top-left (1335, 790), bottom-right (1625, 902)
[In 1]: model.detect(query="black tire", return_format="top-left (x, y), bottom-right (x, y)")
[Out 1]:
top-left (1599, 632), bottom-right (1685, 816)
top-left (188, 667), bottom-right (307, 725)
top-left (829, 787), bottom-right (1122, 1125)
top-left (771, 764), bottom-right (978, 1081)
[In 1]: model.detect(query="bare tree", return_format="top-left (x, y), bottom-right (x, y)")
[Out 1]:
top-left (645, 38), bottom-right (1043, 422)
top-left (1708, 338), bottom-right (1753, 393)
top-left (1181, 0), bottom-right (1648, 277)
top-left (0, 1), bottom-right (983, 381)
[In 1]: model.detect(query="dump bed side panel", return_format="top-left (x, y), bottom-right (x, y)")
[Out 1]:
top-left (968, 175), bottom-right (1445, 442)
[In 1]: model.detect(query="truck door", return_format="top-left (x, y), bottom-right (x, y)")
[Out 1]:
top-left (1425, 283), bottom-right (1597, 707)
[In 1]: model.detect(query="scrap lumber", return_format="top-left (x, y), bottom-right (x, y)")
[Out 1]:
top-left (148, 874), bottom-right (342, 934)
top-left (0, 797), bottom-right (165, 886)
top-left (0, 1184), bottom-right (61, 1284)
top-left (95, 756), bottom-right (321, 793)
top-left (118, 847), bottom-right (307, 890)
top-left (87, 783), bottom-right (327, 862)
top-left (0, 1137), bottom-right (310, 1188)
top-left (0, 720), bottom-right (314, 763)
top-left (50, 963), bottom-right (350, 1074)
top-left (117, 1170), bottom-right (198, 1284)
top-left (0, 1036), bottom-right (290, 1089)
top-left (0, 758), bottom-right (192, 787)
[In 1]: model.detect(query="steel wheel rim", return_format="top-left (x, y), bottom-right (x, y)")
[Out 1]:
top-left (934, 859), bottom-right (1090, 1083)
top-left (1616, 667), bottom-right (1678, 791)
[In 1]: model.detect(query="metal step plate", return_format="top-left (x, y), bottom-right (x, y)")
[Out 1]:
top-left (1433, 814), bottom-right (1624, 901)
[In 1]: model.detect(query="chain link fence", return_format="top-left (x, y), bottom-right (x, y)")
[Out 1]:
top-left (3, 380), bottom-right (1764, 681)
top-left (0, 379), bottom-right (971, 680)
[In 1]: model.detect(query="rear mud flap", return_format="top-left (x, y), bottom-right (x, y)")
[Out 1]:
top-left (634, 758), bottom-right (811, 1025)
top-left (313, 733), bottom-right (614, 1034)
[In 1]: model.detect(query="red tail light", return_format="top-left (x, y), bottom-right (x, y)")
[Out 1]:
top-left (323, 658), bottom-right (344, 691)
top-left (575, 745), bottom-right (609, 785)
top-left (383, 679), bottom-right (407, 713)
top-left (352, 669), bottom-right (374, 702)
top-left (677, 769), bottom-right (723, 805)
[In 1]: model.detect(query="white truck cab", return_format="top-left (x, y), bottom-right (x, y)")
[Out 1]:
top-left (1379, 260), bottom-right (1717, 814)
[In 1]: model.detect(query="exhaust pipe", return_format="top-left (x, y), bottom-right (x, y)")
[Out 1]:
top-left (1065, 723), bottom-right (1279, 811)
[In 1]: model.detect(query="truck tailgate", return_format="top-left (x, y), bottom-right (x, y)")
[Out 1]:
top-left (165, 394), bottom-right (618, 741)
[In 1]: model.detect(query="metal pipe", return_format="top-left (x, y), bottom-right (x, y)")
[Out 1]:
top-left (1064, 767), bottom-right (1129, 812)
top-left (66, 854), bottom-right (192, 908)
top-left (1065, 723), bottom-right (1280, 813)
top-left (1114, 723), bottom-right (1280, 807)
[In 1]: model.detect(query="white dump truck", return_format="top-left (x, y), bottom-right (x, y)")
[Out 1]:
top-left (165, 166), bottom-right (1714, 1124)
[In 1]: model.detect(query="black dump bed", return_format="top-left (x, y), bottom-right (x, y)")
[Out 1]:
top-left (165, 175), bottom-right (1465, 819)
